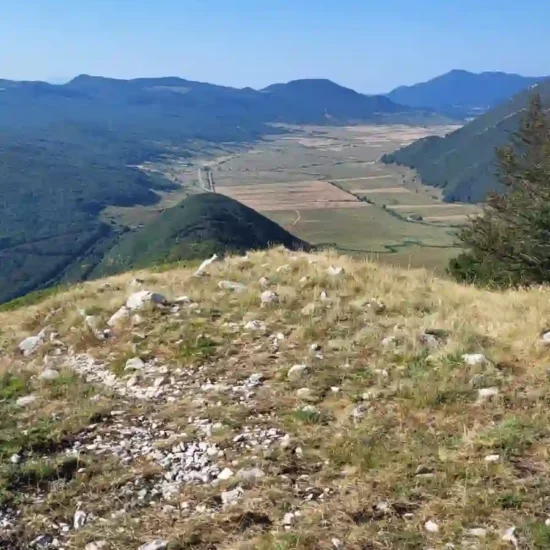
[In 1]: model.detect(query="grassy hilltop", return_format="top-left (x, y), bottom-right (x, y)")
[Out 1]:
top-left (2, 248), bottom-right (550, 549)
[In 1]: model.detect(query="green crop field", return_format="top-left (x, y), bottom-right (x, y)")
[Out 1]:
top-left (134, 123), bottom-right (473, 272)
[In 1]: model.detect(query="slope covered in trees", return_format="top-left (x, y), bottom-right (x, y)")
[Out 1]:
top-left (383, 80), bottom-right (550, 202)
top-left (92, 193), bottom-right (309, 277)
top-left (0, 75), bottom-right (439, 302)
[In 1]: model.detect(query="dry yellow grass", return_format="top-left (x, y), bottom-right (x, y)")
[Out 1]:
top-left (2, 248), bottom-right (550, 549)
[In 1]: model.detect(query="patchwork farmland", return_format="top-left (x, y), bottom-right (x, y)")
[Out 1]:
top-left (120, 123), bottom-right (477, 272)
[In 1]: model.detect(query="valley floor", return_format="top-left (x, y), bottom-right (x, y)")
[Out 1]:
top-left (104, 123), bottom-right (477, 273)
top-left (2, 249), bottom-right (550, 549)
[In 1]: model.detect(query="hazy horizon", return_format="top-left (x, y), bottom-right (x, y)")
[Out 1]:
top-left (1, 0), bottom-right (548, 93)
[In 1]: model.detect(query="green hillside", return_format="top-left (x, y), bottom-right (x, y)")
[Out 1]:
top-left (92, 193), bottom-right (309, 277)
top-left (0, 75), bottom-right (441, 303)
top-left (383, 80), bottom-right (550, 202)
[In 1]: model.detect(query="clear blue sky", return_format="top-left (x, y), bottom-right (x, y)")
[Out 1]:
top-left (1, 0), bottom-right (548, 92)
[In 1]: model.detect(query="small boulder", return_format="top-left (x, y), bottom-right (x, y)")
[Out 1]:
top-left (126, 290), bottom-right (166, 311)
top-left (39, 368), bottom-right (60, 381)
top-left (261, 290), bottom-right (279, 305)
top-left (18, 335), bottom-right (43, 357)
top-left (125, 357), bottom-right (145, 371)
top-left (107, 306), bottom-right (130, 326)
top-left (244, 320), bottom-right (266, 332)
top-left (221, 486), bottom-right (243, 506)
top-left (424, 520), bottom-right (439, 533)
top-left (73, 510), bottom-right (87, 530)
top-left (237, 467), bottom-right (265, 483)
top-left (477, 387), bottom-right (499, 402)
top-left (218, 280), bottom-right (247, 292)
top-left (138, 542), bottom-right (169, 550)
top-left (218, 468), bottom-right (234, 480)
top-left (462, 353), bottom-right (491, 366)
top-left (16, 394), bottom-right (38, 408)
top-left (194, 254), bottom-right (218, 277)
top-left (85, 542), bottom-right (108, 550)
top-left (327, 265), bottom-right (344, 277)
top-left (484, 454), bottom-right (500, 463)
top-left (287, 364), bottom-right (308, 381)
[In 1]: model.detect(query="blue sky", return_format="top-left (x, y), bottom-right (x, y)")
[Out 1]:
top-left (0, 0), bottom-right (548, 92)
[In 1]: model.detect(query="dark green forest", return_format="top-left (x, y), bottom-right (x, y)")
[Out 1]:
top-left (2, 75), bottom-right (426, 302)
top-left (383, 79), bottom-right (550, 202)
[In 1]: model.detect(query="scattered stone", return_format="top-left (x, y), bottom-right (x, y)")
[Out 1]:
top-left (221, 486), bottom-right (243, 506)
top-left (419, 333), bottom-right (440, 348)
top-left (16, 394), bottom-right (38, 407)
top-left (174, 295), bottom-right (191, 304)
top-left (484, 454), bottom-right (500, 463)
top-left (364, 298), bottom-right (386, 314)
top-left (310, 343), bottom-right (321, 351)
top-left (502, 527), bottom-right (518, 549)
top-left (126, 290), bottom-right (167, 311)
top-left (40, 368), bottom-right (60, 381)
top-left (352, 405), bottom-right (366, 423)
top-left (327, 265), bottom-right (344, 277)
top-left (107, 306), bottom-right (130, 326)
top-left (244, 320), bottom-right (266, 332)
top-left (218, 468), bottom-right (234, 481)
top-left (381, 336), bottom-right (397, 347)
top-left (237, 467), bottom-right (265, 483)
top-left (541, 331), bottom-right (550, 344)
top-left (126, 375), bottom-right (140, 388)
top-left (283, 512), bottom-right (295, 526)
top-left (331, 538), bottom-right (343, 549)
top-left (73, 510), bottom-right (87, 530)
top-left (138, 541), bottom-right (169, 550)
top-left (425, 520), bottom-right (439, 533)
top-left (131, 314), bottom-right (144, 326)
top-left (280, 434), bottom-right (291, 449)
top-left (10, 453), bottom-right (21, 464)
top-left (18, 335), bottom-right (44, 356)
top-left (477, 387), bottom-right (499, 401)
top-left (218, 280), bottom-right (247, 292)
top-left (462, 353), bottom-right (490, 366)
top-left (376, 501), bottom-right (391, 514)
top-left (85, 542), bottom-right (108, 550)
top-left (261, 290), bottom-right (279, 305)
top-left (29, 535), bottom-right (54, 548)
top-left (319, 291), bottom-right (329, 301)
top-left (299, 405), bottom-right (319, 415)
top-left (194, 254), bottom-right (218, 276)
top-left (467, 528), bottom-right (487, 538)
top-left (125, 357), bottom-right (145, 371)
top-left (288, 364), bottom-right (308, 381)
top-left (259, 277), bottom-right (269, 287)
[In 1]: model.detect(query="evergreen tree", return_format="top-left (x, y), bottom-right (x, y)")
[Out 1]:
top-left (449, 94), bottom-right (550, 286)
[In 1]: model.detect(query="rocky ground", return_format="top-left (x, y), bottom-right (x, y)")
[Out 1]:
top-left (2, 249), bottom-right (550, 549)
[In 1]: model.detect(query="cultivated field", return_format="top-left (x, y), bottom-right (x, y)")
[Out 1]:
top-left (111, 123), bottom-right (477, 272)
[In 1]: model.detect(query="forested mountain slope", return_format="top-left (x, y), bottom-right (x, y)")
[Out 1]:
top-left (383, 79), bottom-right (550, 202)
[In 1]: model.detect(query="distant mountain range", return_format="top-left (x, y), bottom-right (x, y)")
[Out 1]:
top-left (0, 69), bottom-right (546, 302)
top-left (386, 69), bottom-right (548, 118)
top-left (383, 79), bottom-right (550, 202)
